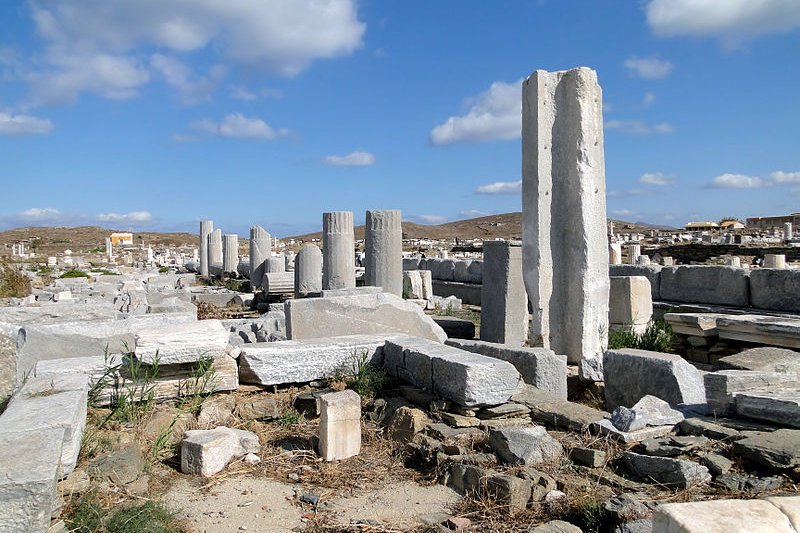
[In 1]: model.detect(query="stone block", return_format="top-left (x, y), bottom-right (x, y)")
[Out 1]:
top-left (764, 496), bottom-right (800, 532)
top-left (659, 265), bottom-right (749, 307)
top-left (717, 347), bottom-right (800, 373)
top-left (0, 428), bottom-right (63, 533)
top-left (704, 370), bottom-right (797, 416)
top-left (285, 292), bottom-right (446, 343)
top-left (181, 426), bottom-right (260, 477)
top-left (750, 269), bottom-right (800, 312)
top-left (663, 312), bottom-right (722, 337)
top-left (715, 314), bottom-right (800, 350)
top-left (489, 426), bottom-right (563, 465)
top-left (0, 375), bottom-right (88, 477)
top-left (134, 319), bottom-right (229, 365)
top-left (481, 241), bottom-right (528, 346)
top-left (653, 499), bottom-right (795, 533)
top-left (609, 264), bottom-right (662, 300)
top-left (592, 419), bottom-right (674, 444)
top-left (385, 336), bottom-right (522, 407)
top-left (622, 452), bottom-right (710, 489)
top-left (609, 276), bottom-right (652, 334)
top-left (735, 391), bottom-right (800, 428)
top-left (446, 339), bottom-right (567, 399)
top-left (433, 316), bottom-right (475, 339)
top-left (403, 270), bottom-right (425, 299)
top-left (604, 348), bottom-right (706, 411)
top-left (512, 385), bottom-right (607, 432)
top-left (319, 389), bottom-right (361, 461)
top-left (732, 429), bottom-right (800, 470)
top-left (486, 473), bottom-right (531, 514)
top-left (569, 447), bottom-right (606, 467)
top-left (239, 334), bottom-right (390, 386)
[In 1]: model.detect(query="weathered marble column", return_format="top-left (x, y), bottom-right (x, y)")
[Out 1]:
top-left (208, 229), bottom-right (223, 272)
top-left (364, 210), bottom-right (403, 296)
top-left (627, 244), bottom-right (641, 265)
top-left (105, 237), bottom-right (113, 262)
top-left (199, 220), bottom-right (213, 276)
top-left (322, 211), bottom-right (355, 290)
top-left (222, 234), bottom-right (239, 274)
top-left (249, 225), bottom-right (270, 290)
top-left (522, 67), bottom-right (609, 364)
top-left (785, 222), bottom-right (794, 241)
top-left (481, 240), bottom-right (528, 345)
top-left (295, 244), bottom-right (323, 297)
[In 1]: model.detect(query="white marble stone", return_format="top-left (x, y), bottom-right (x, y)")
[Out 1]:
top-left (319, 389), bottom-right (361, 461)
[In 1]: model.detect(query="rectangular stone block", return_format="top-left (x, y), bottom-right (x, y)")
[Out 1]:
top-left (609, 276), bottom-right (653, 334)
top-left (134, 319), bottom-right (229, 365)
top-left (653, 499), bottom-right (795, 533)
top-left (715, 314), bottom-right (800, 350)
top-left (319, 389), bottom-right (361, 461)
top-left (659, 265), bottom-right (750, 307)
top-left (239, 335), bottom-right (392, 386)
top-left (735, 391), bottom-right (800, 428)
top-left (385, 336), bottom-right (522, 407)
top-left (609, 264), bottom-right (662, 300)
top-left (750, 269), bottom-right (800, 312)
top-left (0, 428), bottom-right (63, 533)
top-left (285, 292), bottom-right (446, 343)
top-left (704, 370), bottom-right (797, 417)
top-left (445, 338), bottom-right (566, 399)
top-left (480, 241), bottom-right (528, 346)
top-left (663, 312), bottom-right (722, 337)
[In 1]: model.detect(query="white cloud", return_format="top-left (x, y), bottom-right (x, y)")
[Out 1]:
top-left (612, 209), bottom-right (638, 218)
top-left (476, 180), bottom-right (522, 195)
top-left (323, 151), bottom-right (376, 167)
top-left (639, 172), bottom-right (674, 186)
top-left (0, 112), bottom-right (54, 134)
top-left (769, 170), bottom-right (800, 184)
top-left (20, 0), bottom-right (365, 104)
top-left (192, 113), bottom-right (289, 140)
top-left (458, 209), bottom-right (489, 219)
top-left (20, 207), bottom-right (62, 220)
top-left (642, 92), bottom-right (656, 107)
top-left (710, 173), bottom-right (765, 189)
top-left (97, 211), bottom-right (153, 223)
top-left (646, 0), bottom-right (800, 44)
top-left (624, 56), bottom-right (674, 79)
top-left (430, 79), bottom-right (522, 145)
top-left (605, 120), bottom-right (674, 135)
top-left (150, 54), bottom-right (225, 104)
top-left (229, 86), bottom-right (283, 101)
top-left (607, 188), bottom-right (649, 198)
top-left (412, 214), bottom-right (449, 225)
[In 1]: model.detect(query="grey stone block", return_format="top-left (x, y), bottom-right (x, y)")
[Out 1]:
top-left (622, 452), bottom-right (710, 488)
top-left (433, 316), bottom-right (475, 339)
top-left (481, 241), bottom-right (527, 346)
top-left (489, 426), bottom-right (563, 465)
top-left (704, 370), bottom-right (797, 416)
top-left (0, 428), bottom-right (63, 533)
top-left (749, 268), bottom-right (800, 312)
top-left (735, 391), bottom-right (800, 428)
top-left (732, 429), bottom-right (800, 470)
top-left (609, 264), bottom-right (662, 300)
top-left (604, 349), bottom-right (706, 411)
top-left (659, 265), bottom-right (749, 306)
top-left (717, 347), bottom-right (800, 373)
top-left (446, 338), bottom-right (566, 399)
top-left (512, 385), bottom-right (607, 432)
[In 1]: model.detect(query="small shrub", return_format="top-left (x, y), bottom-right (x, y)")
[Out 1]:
top-left (0, 261), bottom-right (31, 297)
top-left (106, 349), bottom-right (161, 426)
top-left (277, 409), bottom-right (301, 427)
top-left (158, 267), bottom-right (170, 273)
top-left (607, 318), bottom-right (674, 352)
top-left (60, 269), bottom-right (89, 279)
top-left (65, 492), bottom-right (184, 533)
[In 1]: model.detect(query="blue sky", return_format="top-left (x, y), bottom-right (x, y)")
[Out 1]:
top-left (1, 0), bottom-right (799, 237)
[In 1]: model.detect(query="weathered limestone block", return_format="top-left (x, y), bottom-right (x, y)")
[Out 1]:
top-left (715, 314), bottom-right (800, 349)
top-left (481, 241), bottom-right (528, 346)
top-left (265, 255), bottom-right (285, 274)
top-left (0, 374), bottom-right (89, 478)
top-left (663, 312), bottom-right (722, 337)
top-left (295, 244), bottom-right (322, 297)
top-left (488, 426), bottom-right (563, 465)
top-left (654, 499), bottom-right (795, 533)
top-left (659, 266), bottom-right (749, 306)
top-left (717, 347), bottom-right (800, 373)
top-left (321, 286), bottom-right (383, 298)
top-left (419, 270), bottom-right (434, 299)
top-left (704, 370), bottom-right (797, 416)
top-left (181, 426), bottom-right (259, 477)
top-left (764, 496), bottom-right (800, 532)
top-left (732, 429), bottom-right (800, 470)
top-left (735, 391), bottom-right (800, 428)
top-left (285, 292), bottom-right (446, 342)
top-left (609, 264), bottom-right (662, 300)
top-left (323, 211), bottom-right (356, 290)
top-left (512, 385), bottom-right (607, 432)
top-left (445, 338), bottom-right (567, 399)
top-left (364, 210), bottom-right (403, 296)
top-left (622, 452), bottom-right (710, 489)
top-left (764, 254), bottom-right (786, 269)
top-left (199, 220), bottom-right (213, 276)
top-left (238, 335), bottom-right (390, 386)
top-left (604, 349), bottom-right (706, 411)
top-left (403, 270), bottom-right (425, 299)
top-left (249, 225), bottom-right (271, 290)
top-left (0, 428), bottom-right (63, 533)
top-left (384, 336), bottom-right (522, 407)
top-left (319, 389), bottom-right (361, 461)
top-left (749, 269), bottom-right (800, 313)
top-left (134, 319), bottom-right (229, 365)
top-left (262, 272), bottom-right (295, 295)
top-left (609, 276), bottom-right (652, 334)
top-left (522, 68), bottom-right (609, 363)
top-left (609, 242), bottom-right (622, 265)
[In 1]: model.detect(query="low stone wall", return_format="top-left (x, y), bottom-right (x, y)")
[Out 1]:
top-left (651, 243), bottom-right (800, 263)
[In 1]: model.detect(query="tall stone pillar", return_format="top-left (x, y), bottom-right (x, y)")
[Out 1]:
top-left (222, 234), bottom-right (239, 274)
top-left (364, 210), bottom-right (403, 296)
top-left (785, 222), bottom-right (793, 241)
top-left (627, 244), bottom-right (641, 265)
top-left (522, 67), bottom-right (609, 364)
top-left (208, 229), bottom-right (223, 272)
top-left (199, 220), bottom-right (213, 276)
top-left (322, 211), bottom-right (356, 290)
top-left (480, 240), bottom-right (528, 345)
top-left (105, 237), bottom-right (113, 262)
top-left (249, 225), bottom-right (271, 290)
top-left (295, 244), bottom-right (323, 297)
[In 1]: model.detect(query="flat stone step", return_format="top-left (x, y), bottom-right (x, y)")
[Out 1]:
top-left (716, 314), bottom-right (800, 350)
top-left (735, 390), bottom-right (800, 428)
top-left (511, 385), bottom-right (607, 432)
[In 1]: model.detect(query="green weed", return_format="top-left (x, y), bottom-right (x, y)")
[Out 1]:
top-left (60, 269), bottom-right (90, 279)
top-left (608, 318), bottom-right (674, 352)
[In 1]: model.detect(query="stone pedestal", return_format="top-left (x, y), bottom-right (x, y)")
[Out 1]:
top-left (295, 244), bottom-right (323, 297)
top-left (319, 389), bottom-right (361, 461)
top-left (481, 240), bottom-right (528, 345)
top-left (609, 276), bottom-right (653, 335)
top-left (627, 244), bottom-right (641, 265)
top-left (323, 211), bottom-right (356, 290)
top-left (208, 229), bottom-right (223, 272)
top-left (199, 220), bottom-right (213, 276)
top-left (249, 225), bottom-right (271, 290)
top-left (764, 254), bottom-right (786, 269)
top-left (364, 210), bottom-right (403, 296)
top-left (609, 242), bottom-right (622, 265)
top-left (522, 67), bottom-right (609, 364)
top-left (726, 256), bottom-right (741, 268)
top-left (222, 234), bottom-right (239, 274)
top-left (266, 255), bottom-right (285, 273)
